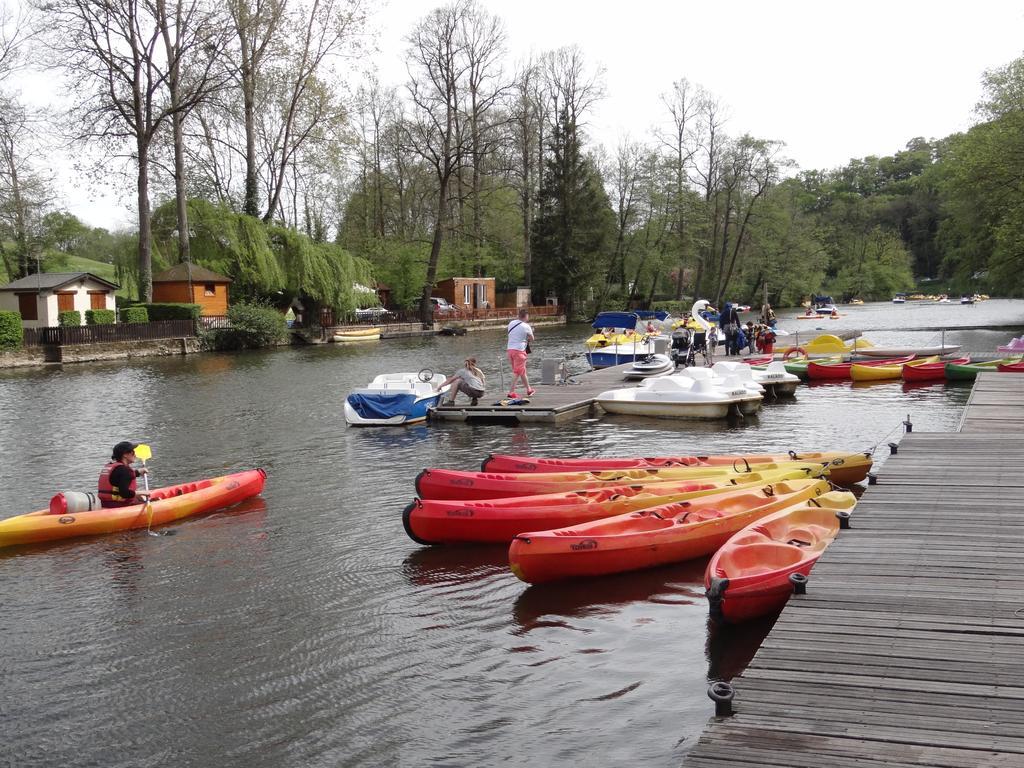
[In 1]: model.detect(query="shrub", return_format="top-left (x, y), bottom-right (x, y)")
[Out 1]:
top-left (205, 302), bottom-right (287, 350)
top-left (0, 310), bottom-right (23, 349)
top-left (58, 310), bottom-right (81, 327)
top-left (85, 309), bottom-right (116, 325)
top-left (121, 306), bottom-right (149, 324)
top-left (140, 302), bottom-right (200, 321)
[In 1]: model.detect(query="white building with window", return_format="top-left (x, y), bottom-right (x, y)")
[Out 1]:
top-left (0, 272), bottom-right (119, 328)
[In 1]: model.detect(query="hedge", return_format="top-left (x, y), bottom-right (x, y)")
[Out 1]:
top-left (121, 306), bottom-right (149, 324)
top-left (85, 309), bottom-right (116, 325)
top-left (0, 310), bottom-right (22, 349)
top-left (58, 310), bottom-right (82, 327)
top-left (138, 303), bottom-right (200, 321)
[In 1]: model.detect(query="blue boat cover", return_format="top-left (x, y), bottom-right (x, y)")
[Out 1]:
top-left (591, 311), bottom-right (639, 329)
top-left (347, 392), bottom-right (418, 420)
top-left (633, 310), bottom-right (670, 321)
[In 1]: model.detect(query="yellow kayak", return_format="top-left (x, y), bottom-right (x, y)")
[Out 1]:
top-left (333, 327), bottom-right (381, 343)
top-left (851, 355), bottom-right (937, 381)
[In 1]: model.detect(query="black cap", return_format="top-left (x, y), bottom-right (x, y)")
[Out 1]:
top-left (112, 441), bottom-right (139, 460)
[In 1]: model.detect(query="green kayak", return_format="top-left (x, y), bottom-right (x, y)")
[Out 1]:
top-left (945, 358), bottom-right (1019, 381)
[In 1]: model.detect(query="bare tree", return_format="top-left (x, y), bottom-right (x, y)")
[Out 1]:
top-left (41, 0), bottom-right (221, 300)
top-left (403, 1), bottom-right (471, 327)
top-left (657, 78), bottom-right (700, 299)
top-left (508, 59), bottom-right (540, 285)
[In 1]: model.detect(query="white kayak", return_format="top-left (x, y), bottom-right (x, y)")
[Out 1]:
top-left (852, 344), bottom-right (961, 358)
top-left (623, 354), bottom-right (674, 380)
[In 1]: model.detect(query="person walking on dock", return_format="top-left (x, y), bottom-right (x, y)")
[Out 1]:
top-left (506, 308), bottom-right (535, 398)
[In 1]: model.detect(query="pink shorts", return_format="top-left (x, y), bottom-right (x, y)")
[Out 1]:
top-left (507, 349), bottom-right (528, 375)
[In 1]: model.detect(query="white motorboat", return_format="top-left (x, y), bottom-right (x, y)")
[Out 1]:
top-left (713, 360), bottom-right (801, 396)
top-left (623, 354), bottom-right (674, 380)
top-left (344, 371), bottom-right (452, 426)
top-left (596, 376), bottom-right (755, 420)
top-left (851, 344), bottom-right (961, 358)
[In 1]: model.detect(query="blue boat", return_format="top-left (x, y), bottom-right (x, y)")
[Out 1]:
top-left (585, 311), bottom-right (664, 369)
top-left (344, 371), bottom-right (451, 426)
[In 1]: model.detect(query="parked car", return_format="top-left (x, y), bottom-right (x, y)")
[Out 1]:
top-left (354, 306), bottom-right (394, 320)
top-left (430, 297), bottom-right (461, 315)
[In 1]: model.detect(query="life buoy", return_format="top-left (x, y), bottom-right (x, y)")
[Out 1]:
top-left (783, 346), bottom-right (807, 360)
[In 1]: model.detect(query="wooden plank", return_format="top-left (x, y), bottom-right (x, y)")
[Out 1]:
top-left (684, 375), bottom-right (1024, 766)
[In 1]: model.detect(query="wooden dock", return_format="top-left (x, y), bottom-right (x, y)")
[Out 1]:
top-left (685, 372), bottom-right (1024, 767)
top-left (430, 363), bottom-right (639, 423)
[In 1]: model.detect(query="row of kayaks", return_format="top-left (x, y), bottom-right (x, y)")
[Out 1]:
top-left (0, 469), bottom-right (267, 549)
top-left (778, 354), bottom-right (1024, 382)
top-left (403, 450), bottom-right (873, 623)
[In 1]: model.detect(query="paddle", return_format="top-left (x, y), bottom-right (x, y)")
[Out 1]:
top-left (135, 444), bottom-right (174, 538)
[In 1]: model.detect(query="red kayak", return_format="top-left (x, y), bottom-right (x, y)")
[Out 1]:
top-left (704, 490), bottom-right (855, 622)
top-left (414, 461), bottom-right (825, 501)
top-left (997, 361), bottom-right (1024, 373)
top-left (806, 355), bottom-right (914, 381)
top-left (901, 356), bottom-right (969, 382)
top-left (481, 451), bottom-right (872, 487)
top-left (402, 471), bottom-right (809, 545)
top-left (508, 479), bottom-right (829, 584)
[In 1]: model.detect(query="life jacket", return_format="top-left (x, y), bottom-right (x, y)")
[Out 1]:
top-left (98, 461), bottom-right (136, 508)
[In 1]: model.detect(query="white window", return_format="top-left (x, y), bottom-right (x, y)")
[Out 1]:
top-left (463, 284), bottom-right (471, 305)
top-left (476, 283), bottom-right (487, 306)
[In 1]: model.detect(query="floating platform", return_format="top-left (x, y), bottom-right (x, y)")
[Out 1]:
top-left (430, 363), bottom-right (641, 424)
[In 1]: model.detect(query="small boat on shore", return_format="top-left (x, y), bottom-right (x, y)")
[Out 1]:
top-left (0, 469), bottom-right (267, 548)
top-left (508, 479), bottom-right (831, 584)
top-left (704, 489), bottom-right (856, 622)
top-left (344, 371), bottom-right (450, 426)
top-left (332, 327), bottom-right (381, 343)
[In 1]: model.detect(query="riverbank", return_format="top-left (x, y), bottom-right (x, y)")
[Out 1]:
top-left (0, 314), bottom-right (568, 369)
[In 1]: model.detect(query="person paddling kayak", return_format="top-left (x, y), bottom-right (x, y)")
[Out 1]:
top-left (98, 441), bottom-right (149, 508)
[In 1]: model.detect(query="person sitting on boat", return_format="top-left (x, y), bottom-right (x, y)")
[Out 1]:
top-left (830, 308), bottom-right (840, 318)
top-left (98, 441), bottom-right (149, 508)
top-left (645, 320), bottom-right (657, 335)
top-left (437, 357), bottom-right (486, 406)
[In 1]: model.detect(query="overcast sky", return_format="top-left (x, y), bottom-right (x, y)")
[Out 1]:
top-left (47, 0), bottom-right (1024, 229)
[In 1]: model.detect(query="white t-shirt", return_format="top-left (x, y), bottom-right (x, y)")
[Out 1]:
top-left (507, 319), bottom-right (533, 351)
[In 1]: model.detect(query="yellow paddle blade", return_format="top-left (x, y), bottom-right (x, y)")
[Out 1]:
top-left (135, 444), bottom-right (152, 461)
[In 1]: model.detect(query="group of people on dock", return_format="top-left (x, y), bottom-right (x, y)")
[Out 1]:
top-left (435, 307), bottom-right (535, 406)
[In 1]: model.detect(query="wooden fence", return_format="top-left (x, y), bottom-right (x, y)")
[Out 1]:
top-left (22, 320), bottom-right (197, 347)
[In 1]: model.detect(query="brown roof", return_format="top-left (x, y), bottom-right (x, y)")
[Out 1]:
top-left (152, 263), bottom-right (232, 284)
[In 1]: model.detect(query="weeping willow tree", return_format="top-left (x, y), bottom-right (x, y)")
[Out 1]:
top-left (152, 200), bottom-right (376, 312)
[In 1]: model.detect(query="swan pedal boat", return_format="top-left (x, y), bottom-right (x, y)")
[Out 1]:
top-left (480, 450), bottom-right (871, 487)
top-left (508, 479), bottom-right (831, 584)
top-left (705, 489), bottom-right (856, 622)
top-left (0, 469), bottom-right (267, 549)
top-left (414, 461), bottom-right (828, 501)
top-left (402, 467), bottom-right (820, 545)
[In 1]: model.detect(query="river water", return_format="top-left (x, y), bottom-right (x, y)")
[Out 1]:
top-left (2, 300), bottom-right (1022, 767)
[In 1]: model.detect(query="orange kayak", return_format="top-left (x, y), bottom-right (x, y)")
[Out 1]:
top-left (414, 461), bottom-right (827, 500)
top-left (704, 489), bottom-right (856, 622)
top-left (481, 451), bottom-right (872, 487)
top-left (403, 468), bottom-right (818, 545)
top-left (508, 478), bottom-right (831, 584)
top-left (0, 469), bottom-right (267, 548)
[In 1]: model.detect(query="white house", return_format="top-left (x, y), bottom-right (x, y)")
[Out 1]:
top-left (0, 272), bottom-right (120, 328)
